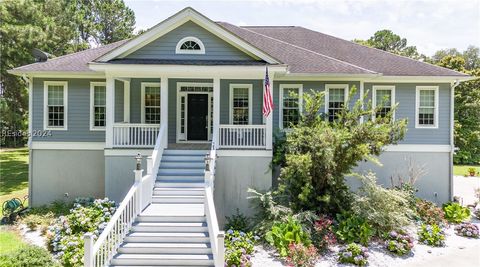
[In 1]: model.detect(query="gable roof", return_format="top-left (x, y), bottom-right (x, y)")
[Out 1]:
top-left (9, 7), bottom-right (469, 79)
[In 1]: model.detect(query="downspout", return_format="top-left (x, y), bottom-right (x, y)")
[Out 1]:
top-left (21, 74), bottom-right (34, 206)
top-left (450, 79), bottom-right (460, 202)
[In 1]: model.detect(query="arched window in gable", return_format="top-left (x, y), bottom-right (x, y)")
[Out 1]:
top-left (175, 37), bottom-right (205, 54)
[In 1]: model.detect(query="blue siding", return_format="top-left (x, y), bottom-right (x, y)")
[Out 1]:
top-left (32, 78), bottom-right (106, 142)
top-left (364, 83), bottom-right (451, 145)
top-left (125, 21), bottom-right (255, 61)
top-left (220, 79), bottom-right (264, 125)
top-left (115, 80), bottom-right (124, 122)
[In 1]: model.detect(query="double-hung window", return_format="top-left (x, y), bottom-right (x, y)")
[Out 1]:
top-left (416, 86), bottom-right (439, 128)
top-left (141, 83), bottom-right (161, 124)
top-left (90, 82), bottom-right (106, 130)
top-left (326, 84), bottom-right (348, 122)
top-left (44, 81), bottom-right (67, 130)
top-left (373, 85), bottom-right (395, 119)
top-left (279, 84), bottom-right (302, 129)
top-left (230, 84), bottom-right (252, 125)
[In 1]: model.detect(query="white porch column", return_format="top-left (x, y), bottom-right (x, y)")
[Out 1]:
top-left (160, 76), bottom-right (168, 147)
top-left (265, 71), bottom-right (273, 150)
top-left (123, 79), bottom-right (130, 123)
top-left (213, 78), bottom-right (220, 145)
top-left (105, 76), bottom-right (115, 148)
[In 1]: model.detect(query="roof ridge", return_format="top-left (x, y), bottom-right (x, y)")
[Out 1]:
top-left (295, 26), bottom-right (468, 76)
top-left (241, 25), bottom-right (298, 28)
top-left (236, 25), bottom-right (378, 74)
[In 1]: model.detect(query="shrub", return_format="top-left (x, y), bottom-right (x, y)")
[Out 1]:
top-left (310, 215), bottom-right (336, 252)
top-left (265, 217), bottom-right (311, 257)
top-left (224, 229), bottom-right (256, 267)
top-left (418, 224), bottom-right (446, 247)
top-left (247, 188), bottom-right (293, 234)
top-left (352, 172), bottom-right (414, 234)
top-left (443, 202), bottom-right (471, 223)
top-left (335, 212), bottom-right (373, 246)
top-left (276, 88), bottom-right (407, 214)
top-left (415, 199), bottom-right (447, 226)
top-left (454, 223), bottom-right (479, 238)
top-left (46, 198), bottom-right (116, 266)
top-left (338, 243), bottom-right (369, 266)
top-left (225, 209), bottom-right (251, 232)
top-left (285, 243), bottom-right (318, 267)
top-left (0, 245), bottom-right (60, 267)
top-left (23, 214), bottom-right (44, 231)
top-left (385, 230), bottom-right (414, 256)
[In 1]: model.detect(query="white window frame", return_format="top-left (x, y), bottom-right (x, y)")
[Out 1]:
top-left (325, 84), bottom-right (349, 120)
top-left (279, 84), bottom-right (303, 130)
top-left (415, 86), bottom-right (439, 129)
top-left (229, 84), bottom-right (253, 125)
top-left (141, 82), bottom-right (161, 124)
top-left (372, 85), bottom-right (396, 120)
top-left (89, 82), bottom-right (106, 131)
top-left (43, 81), bottom-right (68, 130)
top-left (175, 36), bottom-right (205, 54)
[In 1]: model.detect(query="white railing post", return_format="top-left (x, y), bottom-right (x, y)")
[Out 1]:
top-left (83, 233), bottom-right (94, 267)
top-left (146, 156), bottom-right (153, 175)
top-left (134, 153), bottom-right (143, 216)
top-left (216, 232), bottom-right (225, 267)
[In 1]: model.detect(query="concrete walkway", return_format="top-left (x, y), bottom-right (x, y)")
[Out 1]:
top-left (453, 175), bottom-right (480, 206)
top-left (399, 244), bottom-right (480, 267)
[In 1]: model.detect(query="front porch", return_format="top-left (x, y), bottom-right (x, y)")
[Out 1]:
top-left (103, 73), bottom-right (274, 150)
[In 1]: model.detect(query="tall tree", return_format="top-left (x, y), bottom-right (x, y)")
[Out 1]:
top-left (94, 0), bottom-right (136, 44)
top-left (354, 29), bottom-right (425, 60)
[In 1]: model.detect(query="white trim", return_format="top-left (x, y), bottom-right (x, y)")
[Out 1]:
top-left (105, 77), bottom-right (115, 148)
top-left (415, 86), bottom-right (439, 129)
top-left (359, 80), bottom-right (364, 123)
top-left (96, 8), bottom-right (279, 63)
top-left (324, 84), bottom-right (349, 114)
top-left (28, 76), bottom-right (33, 147)
top-left (31, 142), bottom-right (105, 150)
top-left (275, 74), bottom-right (473, 83)
top-left (43, 81), bottom-right (68, 131)
top-left (104, 149), bottom-right (153, 156)
top-left (175, 36), bottom-right (205, 54)
top-left (217, 149), bottom-right (272, 157)
top-left (372, 85), bottom-right (396, 120)
top-left (141, 82), bottom-right (161, 124)
top-left (384, 144), bottom-right (451, 153)
top-left (90, 82), bottom-right (107, 131)
top-left (229, 84), bottom-right (253, 125)
top-left (176, 82), bottom-right (214, 142)
top-left (279, 84), bottom-right (303, 130)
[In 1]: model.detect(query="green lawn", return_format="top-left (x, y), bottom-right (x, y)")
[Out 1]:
top-left (453, 165), bottom-right (480, 176)
top-left (0, 226), bottom-right (25, 254)
top-left (0, 148), bottom-right (29, 205)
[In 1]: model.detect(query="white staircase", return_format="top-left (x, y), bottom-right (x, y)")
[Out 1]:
top-left (110, 149), bottom-right (214, 267)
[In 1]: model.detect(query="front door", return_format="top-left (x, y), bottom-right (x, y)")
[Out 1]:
top-left (187, 94), bottom-right (208, 140)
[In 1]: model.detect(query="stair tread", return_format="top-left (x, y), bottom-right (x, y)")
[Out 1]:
top-left (156, 180), bottom-right (204, 183)
top-left (113, 253), bottom-right (213, 259)
top-left (152, 195), bottom-right (204, 198)
top-left (127, 232), bottom-right (209, 237)
top-left (154, 187), bottom-right (204, 190)
top-left (120, 242), bottom-right (210, 248)
top-left (133, 222), bottom-right (207, 227)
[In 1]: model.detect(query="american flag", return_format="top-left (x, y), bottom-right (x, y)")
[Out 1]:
top-left (262, 66), bottom-right (274, 117)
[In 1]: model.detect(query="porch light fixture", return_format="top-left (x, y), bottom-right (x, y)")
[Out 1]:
top-left (135, 153), bottom-right (142, 170)
top-left (204, 153), bottom-right (213, 171)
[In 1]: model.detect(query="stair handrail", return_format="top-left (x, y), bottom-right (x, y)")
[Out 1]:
top-left (84, 123), bottom-right (167, 267)
top-left (204, 127), bottom-right (225, 267)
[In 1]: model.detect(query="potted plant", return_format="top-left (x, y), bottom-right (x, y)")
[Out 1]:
top-left (468, 167), bottom-right (477, 177)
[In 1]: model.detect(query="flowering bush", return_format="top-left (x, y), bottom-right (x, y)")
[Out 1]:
top-left (385, 230), bottom-right (414, 256)
top-left (285, 243), bottom-right (318, 267)
top-left (338, 243), bottom-right (369, 266)
top-left (311, 215), bottom-right (336, 252)
top-left (415, 199), bottom-right (447, 226)
top-left (454, 223), bottom-right (479, 238)
top-left (224, 229), bottom-right (257, 267)
top-left (46, 198), bottom-right (116, 267)
top-left (418, 223), bottom-right (445, 247)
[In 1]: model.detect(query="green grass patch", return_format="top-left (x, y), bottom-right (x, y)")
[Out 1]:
top-left (0, 226), bottom-right (25, 254)
top-left (0, 148), bottom-right (29, 205)
top-left (453, 165), bottom-right (480, 176)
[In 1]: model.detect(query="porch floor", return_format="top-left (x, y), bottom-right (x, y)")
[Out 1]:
top-left (167, 143), bottom-right (211, 150)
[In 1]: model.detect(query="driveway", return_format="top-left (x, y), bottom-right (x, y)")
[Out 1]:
top-left (453, 175), bottom-right (480, 206)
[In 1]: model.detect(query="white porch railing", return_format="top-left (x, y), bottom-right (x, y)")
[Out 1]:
top-left (112, 123), bottom-right (160, 148)
top-left (204, 128), bottom-right (225, 267)
top-left (84, 123), bottom-right (167, 267)
top-left (218, 125), bottom-right (266, 149)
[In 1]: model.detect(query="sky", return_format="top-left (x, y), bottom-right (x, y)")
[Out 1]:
top-left (124, 0), bottom-right (480, 56)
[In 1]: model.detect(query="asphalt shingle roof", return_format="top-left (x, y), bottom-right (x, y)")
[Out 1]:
top-left (10, 22), bottom-right (468, 77)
